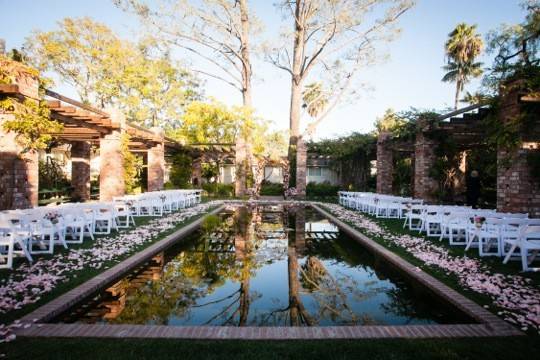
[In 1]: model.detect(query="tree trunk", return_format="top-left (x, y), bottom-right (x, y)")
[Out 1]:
top-left (454, 77), bottom-right (462, 110)
top-left (235, 0), bottom-right (253, 197)
top-left (295, 136), bottom-right (307, 197)
top-left (287, 0), bottom-right (306, 194)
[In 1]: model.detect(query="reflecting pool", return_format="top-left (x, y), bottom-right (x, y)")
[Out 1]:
top-left (54, 204), bottom-right (474, 326)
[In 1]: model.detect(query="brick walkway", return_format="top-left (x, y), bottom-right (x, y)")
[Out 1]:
top-left (14, 202), bottom-right (522, 340)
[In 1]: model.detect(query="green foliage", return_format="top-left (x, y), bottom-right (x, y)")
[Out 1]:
top-left (302, 82), bottom-right (328, 118)
top-left (374, 109), bottom-right (407, 134)
top-left (308, 132), bottom-right (376, 191)
top-left (306, 181), bottom-right (340, 197)
top-left (393, 158), bottom-right (412, 196)
top-left (308, 132), bottom-right (376, 159)
top-left (121, 133), bottom-right (144, 194)
top-left (38, 158), bottom-right (70, 191)
top-left (168, 100), bottom-right (239, 144)
top-left (373, 108), bottom-right (441, 142)
top-left (260, 181), bottom-right (283, 196)
top-left (443, 23), bottom-right (484, 108)
top-left (201, 214), bottom-right (221, 234)
top-left (25, 17), bottom-right (199, 127)
top-left (202, 183), bottom-right (234, 197)
top-left (485, 1), bottom-right (540, 92)
top-left (0, 55), bottom-right (63, 151)
top-left (168, 152), bottom-right (193, 189)
top-left (201, 163), bottom-right (219, 182)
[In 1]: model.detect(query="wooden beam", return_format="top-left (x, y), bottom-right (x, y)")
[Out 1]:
top-left (47, 100), bottom-right (61, 108)
top-left (50, 112), bottom-right (111, 135)
top-left (53, 106), bottom-right (77, 114)
top-left (0, 84), bottom-right (20, 94)
top-left (45, 89), bottom-right (109, 117)
top-left (521, 95), bottom-right (540, 103)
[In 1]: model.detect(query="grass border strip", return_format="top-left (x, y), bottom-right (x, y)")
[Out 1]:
top-left (14, 202), bottom-right (522, 340)
top-left (311, 204), bottom-right (522, 337)
top-left (16, 205), bottom-right (225, 324)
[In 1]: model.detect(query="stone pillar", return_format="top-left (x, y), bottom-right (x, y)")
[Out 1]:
top-left (376, 132), bottom-right (393, 194)
top-left (414, 130), bottom-right (438, 202)
top-left (0, 64), bottom-right (40, 210)
top-left (497, 82), bottom-right (540, 217)
top-left (295, 137), bottom-right (307, 197)
top-left (0, 124), bottom-right (38, 210)
top-left (71, 141), bottom-right (91, 201)
top-left (295, 206), bottom-right (306, 255)
top-left (147, 128), bottom-right (165, 192)
top-left (99, 108), bottom-right (125, 201)
top-left (192, 158), bottom-right (202, 187)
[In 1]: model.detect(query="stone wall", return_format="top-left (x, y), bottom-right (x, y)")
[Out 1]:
top-left (147, 128), bottom-right (165, 192)
top-left (0, 68), bottom-right (40, 210)
top-left (496, 82), bottom-right (540, 217)
top-left (376, 132), bottom-right (393, 194)
top-left (413, 131), bottom-right (438, 203)
top-left (0, 116), bottom-right (39, 210)
top-left (71, 141), bottom-right (91, 201)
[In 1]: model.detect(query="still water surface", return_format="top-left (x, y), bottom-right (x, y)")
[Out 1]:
top-left (55, 205), bottom-right (473, 326)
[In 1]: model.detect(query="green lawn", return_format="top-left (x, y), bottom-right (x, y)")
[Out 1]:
top-left (0, 206), bottom-right (217, 325)
top-left (3, 201), bottom-right (539, 359)
top-left (3, 336), bottom-right (540, 360)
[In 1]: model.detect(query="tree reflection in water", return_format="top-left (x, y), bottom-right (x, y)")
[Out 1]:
top-left (61, 205), bottom-right (465, 327)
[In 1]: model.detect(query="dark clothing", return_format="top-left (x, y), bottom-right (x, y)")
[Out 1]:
top-left (466, 176), bottom-right (481, 208)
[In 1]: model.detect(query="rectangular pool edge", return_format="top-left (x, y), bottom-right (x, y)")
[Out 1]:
top-left (13, 201), bottom-right (523, 340)
top-left (310, 204), bottom-right (523, 337)
top-left (16, 205), bottom-right (226, 325)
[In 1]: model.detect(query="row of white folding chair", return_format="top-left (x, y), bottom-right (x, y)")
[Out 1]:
top-left (0, 215), bottom-right (34, 269)
top-left (465, 218), bottom-right (539, 255)
top-left (502, 224), bottom-right (540, 271)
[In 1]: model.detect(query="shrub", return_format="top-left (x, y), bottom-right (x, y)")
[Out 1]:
top-left (306, 181), bottom-right (340, 197)
top-left (202, 183), bottom-right (234, 197)
top-left (260, 181), bottom-right (283, 196)
top-left (169, 152), bottom-right (192, 188)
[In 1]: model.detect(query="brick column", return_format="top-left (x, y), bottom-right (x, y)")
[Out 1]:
top-left (192, 158), bottom-right (202, 187)
top-left (414, 131), bottom-right (438, 202)
top-left (295, 137), bottom-right (307, 197)
top-left (99, 108), bottom-right (125, 201)
top-left (147, 128), bottom-right (165, 192)
top-left (295, 206), bottom-right (306, 255)
top-left (0, 66), bottom-right (40, 210)
top-left (0, 125), bottom-right (39, 210)
top-left (376, 132), bottom-right (393, 194)
top-left (497, 82), bottom-right (540, 217)
top-left (71, 141), bottom-right (91, 201)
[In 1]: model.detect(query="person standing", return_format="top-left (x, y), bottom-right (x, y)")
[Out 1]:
top-left (466, 170), bottom-right (481, 208)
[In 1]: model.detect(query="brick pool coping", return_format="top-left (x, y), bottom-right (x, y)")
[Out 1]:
top-left (14, 201), bottom-right (522, 340)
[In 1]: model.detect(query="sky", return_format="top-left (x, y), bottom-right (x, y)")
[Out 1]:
top-left (0, 0), bottom-right (528, 139)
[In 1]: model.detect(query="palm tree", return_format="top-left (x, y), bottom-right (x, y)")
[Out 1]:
top-left (443, 23), bottom-right (484, 109)
top-left (442, 60), bottom-right (483, 109)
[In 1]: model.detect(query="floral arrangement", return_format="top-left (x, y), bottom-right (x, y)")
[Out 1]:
top-left (284, 187), bottom-right (298, 198)
top-left (473, 216), bottom-right (486, 228)
top-left (43, 212), bottom-right (60, 224)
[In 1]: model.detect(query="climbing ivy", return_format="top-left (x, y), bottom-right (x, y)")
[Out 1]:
top-left (0, 55), bottom-right (62, 151)
top-left (120, 133), bottom-right (144, 193)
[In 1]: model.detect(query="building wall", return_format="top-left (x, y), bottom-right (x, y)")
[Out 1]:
top-left (264, 166), bottom-right (283, 184)
top-left (307, 166), bottom-right (339, 185)
top-left (219, 164), bottom-right (236, 184)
